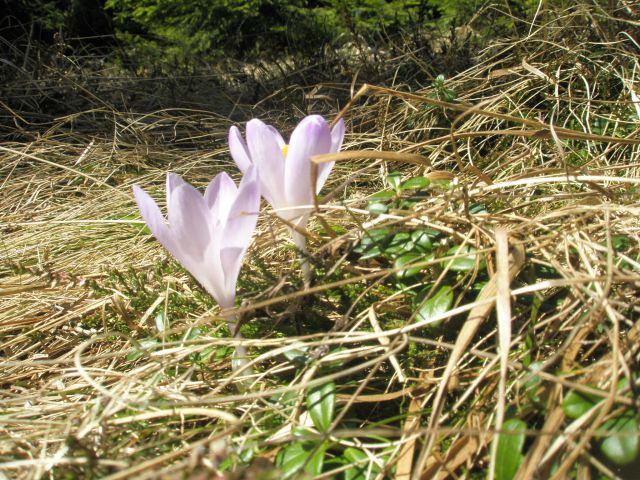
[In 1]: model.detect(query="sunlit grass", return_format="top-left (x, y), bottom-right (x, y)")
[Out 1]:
top-left (2, 3), bottom-right (640, 479)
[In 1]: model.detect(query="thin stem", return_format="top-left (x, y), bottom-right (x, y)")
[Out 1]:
top-left (291, 228), bottom-right (312, 288)
top-left (224, 313), bottom-right (254, 379)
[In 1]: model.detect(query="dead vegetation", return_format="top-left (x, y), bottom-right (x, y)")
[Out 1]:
top-left (2, 3), bottom-right (640, 479)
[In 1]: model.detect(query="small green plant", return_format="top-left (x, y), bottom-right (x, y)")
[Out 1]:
top-left (415, 284), bottom-right (453, 328)
top-left (432, 74), bottom-right (457, 103)
top-left (495, 418), bottom-right (528, 480)
top-left (353, 172), bottom-right (491, 332)
top-left (562, 378), bottom-right (640, 466)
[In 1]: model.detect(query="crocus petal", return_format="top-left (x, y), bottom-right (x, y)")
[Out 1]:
top-left (202, 239), bottom-right (233, 309)
top-left (167, 184), bottom-right (233, 307)
top-left (167, 182), bottom-right (211, 263)
top-left (330, 118), bottom-right (345, 152)
top-left (268, 125), bottom-right (286, 149)
top-left (204, 171), bottom-right (238, 227)
top-left (133, 185), bottom-right (177, 255)
top-left (134, 170), bottom-right (259, 321)
top-left (219, 246), bottom-right (244, 315)
top-left (219, 167), bottom-right (260, 312)
top-left (166, 173), bottom-right (186, 208)
top-left (284, 115), bottom-right (331, 209)
top-left (246, 119), bottom-right (287, 208)
top-left (315, 161), bottom-right (334, 194)
top-left (229, 126), bottom-right (253, 174)
top-left (315, 118), bottom-right (345, 193)
top-left (134, 183), bottom-right (226, 302)
top-left (223, 166), bottom-right (260, 251)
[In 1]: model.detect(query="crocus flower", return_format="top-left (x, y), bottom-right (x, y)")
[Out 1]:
top-left (228, 115), bottom-right (345, 228)
top-left (132, 166), bottom-right (260, 336)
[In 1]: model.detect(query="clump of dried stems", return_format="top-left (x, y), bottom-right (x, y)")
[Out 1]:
top-left (1, 3), bottom-right (640, 479)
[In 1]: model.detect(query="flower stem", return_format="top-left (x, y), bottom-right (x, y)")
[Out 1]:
top-left (291, 228), bottom-right (312, 288)
top-left (224, 313), bottom-right (254, 380)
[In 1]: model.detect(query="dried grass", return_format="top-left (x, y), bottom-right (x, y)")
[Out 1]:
top-left (2, 3), bottom-right (640, 479)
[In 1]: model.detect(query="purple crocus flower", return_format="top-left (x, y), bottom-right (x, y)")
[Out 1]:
top-left (132, 166), bottom-right (260, 335)
top-left (228, 115), bottom-right (345, 227)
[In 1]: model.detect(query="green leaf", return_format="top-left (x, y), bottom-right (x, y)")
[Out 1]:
top-left (520, 334), bottom-right (533, 368)
top-left (292, 425), bottom-right (315, 439)
top-left (600, 413), bottom-right (639, 466)
top-left (355, 228), bottom-right (393, 260)
top-left (385, 232), bottom-right (414, 255)
top-left (154, 311), bottom-right (167, 332)
top-left (469, 203), bottom-right (488, 214)
top-left (270, 390), bottom-right (298, 409)
top-left (217, 455), bottom-right (233, 472)
top-left (562, 390), bottom-right (601, 419)
top-left (400, 176), bottom-right (430, 191)
top-left (431, 179), bottom-right (452, 190)
top-left (344, 447), bottom-right (368, 463)
top-left (184, 327), bottom-right (202, 341)
top-left (442, 245), bottom-right (484, 272)
top-left (213, 346), bottom-right (232, 360)
top-left (322, 347), bottom-right (349, 370)
top-left (306, 382), bottom-right (336, 432)
top-left (386, 171), bottom-right (402, 191)
top-left (367, 202), bottom-right (388, 215)
top-left (238, 444), bottom-right (255, 463)
top-left (411, 230), bottom-right (432, 252)
top-left (369, 190), bottom-right (395, 200)
top-left (363, 228), bottom-right (392, 243)
top-left (276, 442), bottom-right (327, 479)
top-left (416, 285), bottom-right (453, 327)
top-left (495, 418), bottom-right (527, 480)
top-left (442, 88), bottom-right (457, 102)
top-left (126, 338), bottom-right (158, 362)
top-left (358, 245), bottom-right (383, 260)
top-left (535, 263), bottom-right (560, 279)
top-left (119, 212), bottom-right (153, 236)
top-left (343, 447), bottom-right (380, 480)
top-left (394, 253), bottom-right (429, 279)
top-left (283, 343), bottom-right (309, 366)
top-left (521, 361), bottom-right (544, 404)
top-left (196, 346), bottom-right (218, 362)
top-left (398, 199), bottom-right (418, 210)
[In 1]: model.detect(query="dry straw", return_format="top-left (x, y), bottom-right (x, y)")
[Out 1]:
top-left (2, 4), bottom-right (640, 479)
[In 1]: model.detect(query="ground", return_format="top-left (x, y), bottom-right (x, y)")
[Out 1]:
top-left (1, 4), bottom-right (640, 479)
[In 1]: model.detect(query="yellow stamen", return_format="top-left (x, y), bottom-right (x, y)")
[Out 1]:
top-left (282, 144), bottom-right (289, 157)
